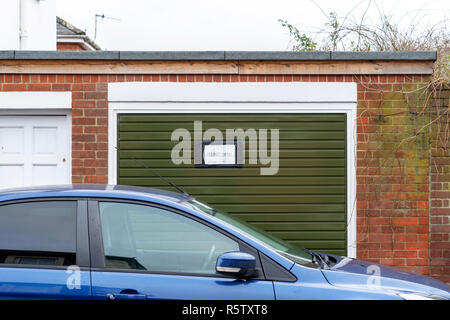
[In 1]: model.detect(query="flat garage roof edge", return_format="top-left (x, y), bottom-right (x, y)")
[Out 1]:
top-left (0, 50), bottom-right (437, 61)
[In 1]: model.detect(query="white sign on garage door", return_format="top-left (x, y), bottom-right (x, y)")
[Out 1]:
top-left (0, 116), bottom-right (70, 188)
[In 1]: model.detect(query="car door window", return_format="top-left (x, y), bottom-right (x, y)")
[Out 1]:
top-left (99, 202), bottom-right (239, 274)
top-left (0, 201), bottom-right (77, 267)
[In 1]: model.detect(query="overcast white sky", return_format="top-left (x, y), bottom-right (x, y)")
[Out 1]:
top-left (55, 0), bottom-right (449, 51)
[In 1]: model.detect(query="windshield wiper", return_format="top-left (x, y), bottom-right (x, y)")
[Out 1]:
top-left (301, 248), bottom-right (329, 269)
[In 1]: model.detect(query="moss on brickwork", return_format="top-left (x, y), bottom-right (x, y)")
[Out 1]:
top-left (356, 79), bottom-right (435, 275)
top-left (357, 78), bottom-right (449, 281)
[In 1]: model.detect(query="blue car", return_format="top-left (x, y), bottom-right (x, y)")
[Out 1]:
top-left (0, 184), bottom-right (448, 300)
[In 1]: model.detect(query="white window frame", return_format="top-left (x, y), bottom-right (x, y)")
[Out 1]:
top-left (108, 82), bottom-right (357, 258)
top-left (0, 91), bottom-right (72, 185)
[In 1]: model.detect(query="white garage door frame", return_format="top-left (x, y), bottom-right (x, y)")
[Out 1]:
top-left (107, 82), bottom-right (357, 258)
top-left (0, 92), bottom-right (72, 186)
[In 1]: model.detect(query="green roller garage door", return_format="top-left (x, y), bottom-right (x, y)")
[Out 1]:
top-left (117, 114), bottom-right (347, 256)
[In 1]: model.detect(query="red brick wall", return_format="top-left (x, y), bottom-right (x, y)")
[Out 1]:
top-left (430, 148), bottom-right (450, 283)
top-left (57, 42), bottom-right (85, 51)
top-left (0, 72), bottom-right (447, 282)
top-left (429, 87), bottom-right (450, 283)
top-left (354, 75), bottom-right (432, 277)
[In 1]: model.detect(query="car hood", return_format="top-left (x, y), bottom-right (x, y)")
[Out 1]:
top-left (320, 257), bottom-right (450, 298)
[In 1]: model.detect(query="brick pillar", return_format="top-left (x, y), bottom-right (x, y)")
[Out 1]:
top-left (429, 86), bottom-right (450, 283)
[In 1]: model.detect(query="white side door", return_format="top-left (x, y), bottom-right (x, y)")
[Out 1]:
top-left (0, 116), bottom-right (70, 188)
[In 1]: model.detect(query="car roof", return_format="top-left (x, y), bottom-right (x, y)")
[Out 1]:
top-left (0, 184), bottom-right (192, 204)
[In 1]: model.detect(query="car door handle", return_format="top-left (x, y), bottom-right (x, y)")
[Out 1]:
top-left (107, 290), bottom-right (147, 300)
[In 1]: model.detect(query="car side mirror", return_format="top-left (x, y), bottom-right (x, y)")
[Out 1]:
top-left (215, 251), bottom-right (256, 278)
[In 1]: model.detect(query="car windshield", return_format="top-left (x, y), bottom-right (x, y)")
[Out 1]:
top-left (183, 199), bottom-right (315, 266)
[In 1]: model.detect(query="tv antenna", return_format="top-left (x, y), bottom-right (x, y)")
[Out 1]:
top-left (94, 14), bottom-right (121, 40)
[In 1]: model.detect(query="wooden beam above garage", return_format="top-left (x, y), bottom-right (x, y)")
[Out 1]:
top-left (0, 59), bottom-right (434, 75)
top-left (238, 60), bottom-right (434, 75)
